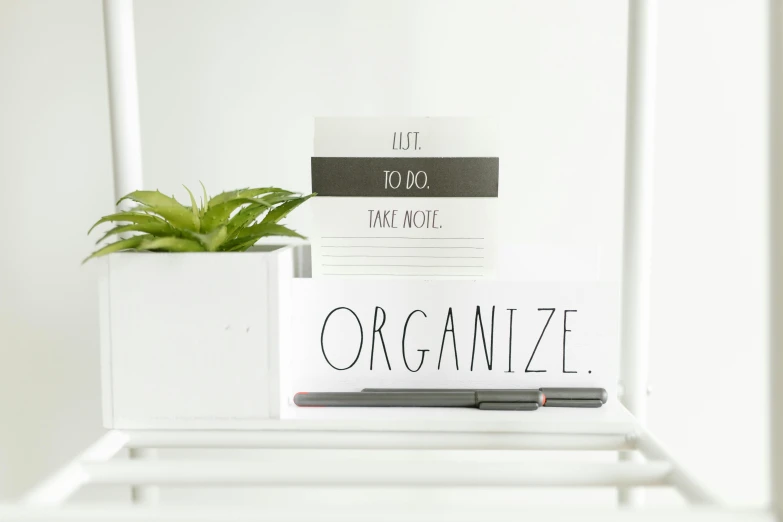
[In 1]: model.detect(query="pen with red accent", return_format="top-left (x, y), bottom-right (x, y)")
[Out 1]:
top-left (361, 387), bottom-right (608, 408)
top-left (293, 389), bottom-right (544, 410)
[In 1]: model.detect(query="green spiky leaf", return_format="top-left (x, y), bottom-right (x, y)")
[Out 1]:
top-left (82, 236), bottom-right (147, 263)
top-left (262, 193), bottom-right (315, 225)
top-left (183, 185), bottom-right (201, 230)
top-left (117, 190), bottom-right (199, 231)
top-left (234, 223), bottom-right (305, 241)
top-left (226, 204), bottom-right (271, 235)
top-left (261, 192), bottom-right (300, 205)
top-left (88, 212), bottom-right (167, 234)
top-left (184, 226), bottom-right (229, 252)
top-left (199, 181), bottom-right (209, 214)
top-left (84, 184), bottom-right (314, 261)
top-left (224, 237), bottom-right (261, 252)
top-left (201, 198), bottom-right (272, 232)
top-left (224, 193), bottom-right (300, 235)
top-left (221, 223), bottom-right (303, 252)
top-left (95, 222), bottom-right (175, 244)
top-left (139, 237), bottom-right (206, 252)
top-left (208, 187), bottom-right (294, 208)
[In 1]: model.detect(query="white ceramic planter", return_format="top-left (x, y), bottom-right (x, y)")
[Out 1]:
top-left (99, 245), bottom-right (308, 429)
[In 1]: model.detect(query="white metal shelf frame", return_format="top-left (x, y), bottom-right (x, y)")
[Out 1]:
top-left (8, 0), bottom-right (782, 519)
top-left (18, 408), bottom-right (715, 513)
top-left (98, 0), bottom-right (658, 437)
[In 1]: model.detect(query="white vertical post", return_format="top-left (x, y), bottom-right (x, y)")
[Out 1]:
top-left (769, 0), bottom-right (783, 516)
top-left (128, 448), bottom-right (160, 504)
top-left (619, 0), bottom-right (657, 507)
top-left (103, 0), bottom-right (144, 205)
top-left (103, 0), bottom-right (156, 504)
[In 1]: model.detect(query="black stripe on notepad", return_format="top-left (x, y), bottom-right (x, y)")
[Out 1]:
top-left (311, 157), bottom-right (499, 197)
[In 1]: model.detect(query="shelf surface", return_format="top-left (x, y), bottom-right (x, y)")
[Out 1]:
top-left (268, 401), bottom-right (636, 434)
top-left (113, 402), bottom-right (637, 435)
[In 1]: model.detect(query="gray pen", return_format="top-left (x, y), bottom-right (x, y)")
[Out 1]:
top-left (293, 390), bottom-right (542, 409)
top-left (362, 387), bottom-right (607, 408)
top-left (360, 388), bottom-right (544, 406)
top-left (539, 388), bottom-right (608, 407)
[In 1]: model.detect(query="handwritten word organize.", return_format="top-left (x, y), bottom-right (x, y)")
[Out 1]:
top-left (320, 306), bottom-right (581, 374)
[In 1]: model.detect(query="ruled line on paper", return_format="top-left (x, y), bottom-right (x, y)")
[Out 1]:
top-left (322, 236), bottom-right (485, 240)
top-left (323, 264), bottom-right (484, 268)
top-left (322, 273), bottom-right (484, 277)
top-left (323, 255), bottom-right (485, 259)
top-left (322, 246), bottom-right (485, 249)
top-left (316, 232), bottom-right (489, 278)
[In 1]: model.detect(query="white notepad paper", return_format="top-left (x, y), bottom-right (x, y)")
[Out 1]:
top-left (310, 117), bottom-right (499, 279)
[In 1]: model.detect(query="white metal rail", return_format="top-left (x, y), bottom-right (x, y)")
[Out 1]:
top-left (17, 416), bottom-right (716, 513)
top-left (0, 507), bottom-right (772, 522)
top-left (618, 0), bottom-right (657, 507)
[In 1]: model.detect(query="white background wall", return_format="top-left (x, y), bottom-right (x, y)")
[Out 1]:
top-left (0, 0), bottom-right (769, 508)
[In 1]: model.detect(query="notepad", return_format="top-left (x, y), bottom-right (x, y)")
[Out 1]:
top-left (310, 117), bottom-right (499, 279)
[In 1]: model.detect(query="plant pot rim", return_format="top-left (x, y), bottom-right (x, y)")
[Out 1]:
top-left (108, 244), bottom-right (304, 257)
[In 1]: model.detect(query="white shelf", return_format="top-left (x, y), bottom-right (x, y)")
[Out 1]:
top-left (111, 402), bottom-right (637, 435)
top-left (276, 402), bottom-right (636, 434)
top-left (18, 406), bottom-right (717, 511)
top-left (111, 403), bottom-right (637, 452)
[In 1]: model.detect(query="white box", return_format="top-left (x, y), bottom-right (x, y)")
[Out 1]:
top-left (99, 245), bottom-right (307, 429)
top-left (99, 244), bottom-right (616, 429)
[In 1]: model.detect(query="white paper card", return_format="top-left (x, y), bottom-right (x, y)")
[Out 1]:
top-left (310, 117), bottom-right (498, 279)
top-left (287, 280), bottom-right (618, 397)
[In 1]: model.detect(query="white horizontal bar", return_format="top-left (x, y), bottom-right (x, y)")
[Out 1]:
top-left (124, 430), bottom-right (633, 451)
top-left (21, 431), bottom-right (129, 506)
top-left (636, 429), bottom-right (716, 504)
top-left (102, 449), bottom-right (627, 467)
top-left (115, 404), bottom-right (637, 434)
top-left (0, 506), bottom-right (771, 522)
top-left (81, 460), bottom-right (671, 488)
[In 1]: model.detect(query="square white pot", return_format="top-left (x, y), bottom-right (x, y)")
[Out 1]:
top-left (99, 245), bottom-right (306, 429)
